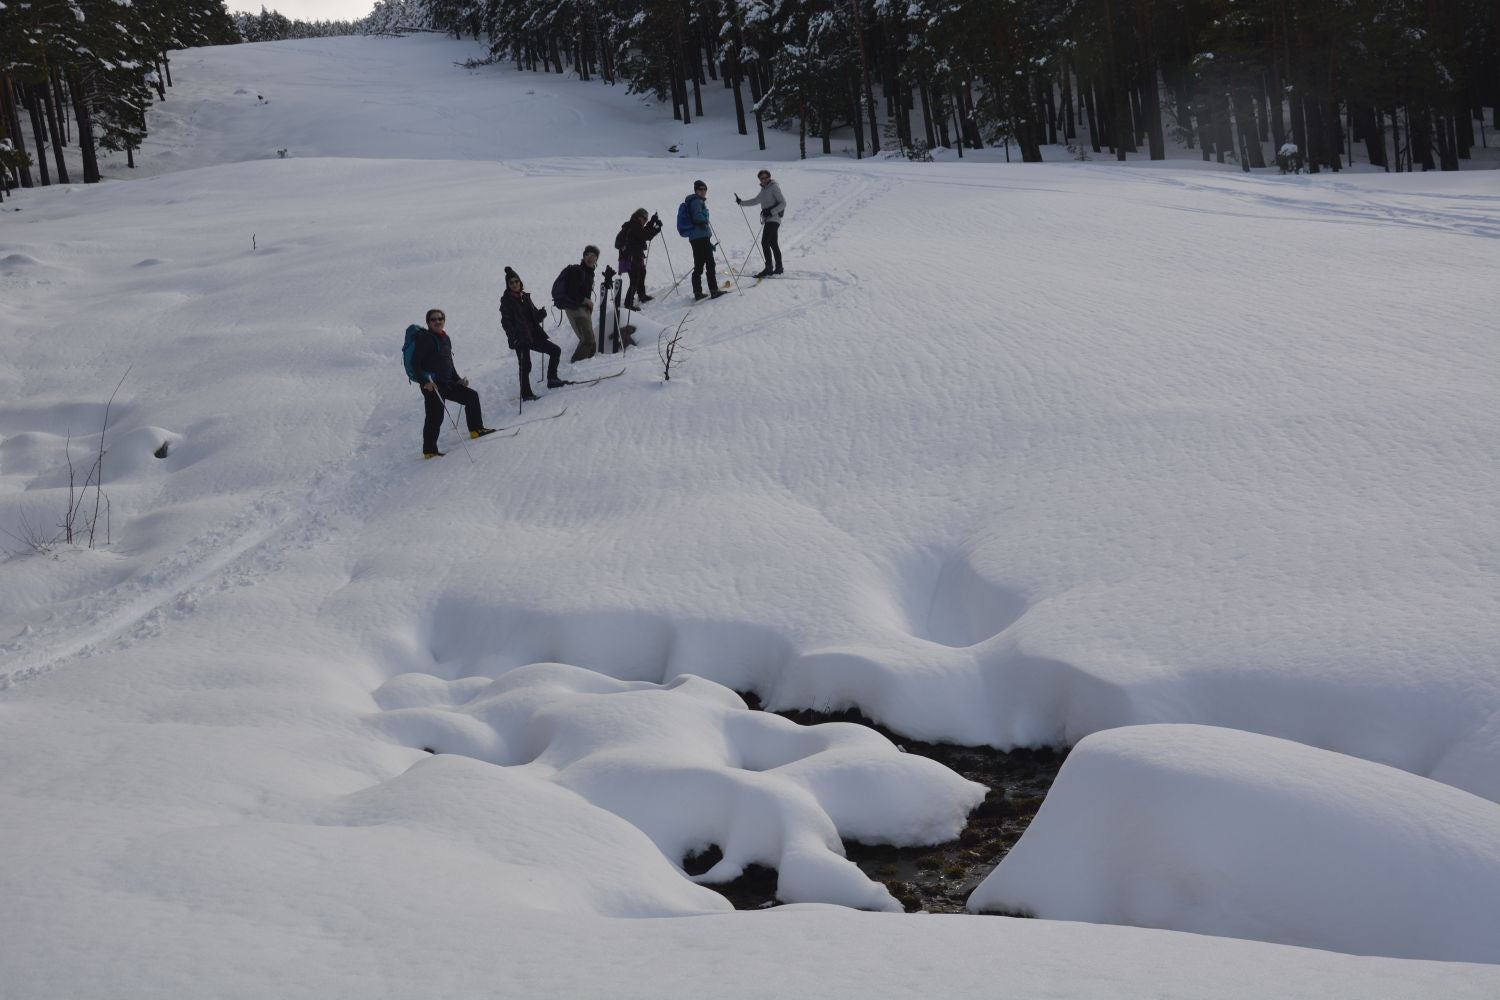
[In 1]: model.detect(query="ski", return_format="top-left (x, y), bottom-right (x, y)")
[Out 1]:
top-left (470, 428), bottom-right (520, 442)
top-left (483, 405), bottom-right (570, 434)
top-left (562, 367), bottom-right (627, 387)
top-left (508, 369), bottom-right (625, 402)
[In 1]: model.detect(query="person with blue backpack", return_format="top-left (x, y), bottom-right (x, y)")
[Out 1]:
top-left (677, 179), bottom-right (723, 302)
top-left (402, 308), bottom-right (496, 459)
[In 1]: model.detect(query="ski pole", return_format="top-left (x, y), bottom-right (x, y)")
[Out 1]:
top-left (656, 230), bottom-right (686, 300)
top-left (734, 230), bottom-right (761, 278)
top-left (736, 198), bottom-right (766, 273)
top-left (709, 223), bottom-right (743, 296)
top-left (613, 270), bottom-right (626, 354)
top-left (428, 380), bottom-right (476, 464)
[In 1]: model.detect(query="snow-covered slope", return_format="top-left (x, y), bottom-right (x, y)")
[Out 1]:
top-left (2, 34), bottom-right (1498, 998)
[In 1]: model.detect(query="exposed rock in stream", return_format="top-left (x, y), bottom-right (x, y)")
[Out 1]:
top-left (688, 695), bottom-right (1068, 913)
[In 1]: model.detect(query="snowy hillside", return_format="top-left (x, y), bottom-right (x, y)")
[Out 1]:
top-left (2, 35), bottom-right (1499, 998)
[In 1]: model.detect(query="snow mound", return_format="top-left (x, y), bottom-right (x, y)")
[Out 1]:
top-left (969, 724), bottom-right (1500, 963)
top-left (374, 662), bottom-right (986, 909)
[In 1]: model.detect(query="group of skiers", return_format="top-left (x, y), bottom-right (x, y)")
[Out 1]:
top-left (404, 170), bottom-right (787, 459)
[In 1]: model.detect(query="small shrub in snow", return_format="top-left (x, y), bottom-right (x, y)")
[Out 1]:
top-left (658, 315), bottom-right (689, 381)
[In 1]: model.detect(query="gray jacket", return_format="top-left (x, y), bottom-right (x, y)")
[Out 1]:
top-left (738, 181), bottom-right (786, 224)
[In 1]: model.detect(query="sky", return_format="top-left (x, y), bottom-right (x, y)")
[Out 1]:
top-left (234, 0), bottom-right (374, 21)
top-left (2, 33), bottom-right (1498, 998)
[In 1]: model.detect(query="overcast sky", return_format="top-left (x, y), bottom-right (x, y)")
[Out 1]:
top-left (234, 0), bottom-right (375, 22)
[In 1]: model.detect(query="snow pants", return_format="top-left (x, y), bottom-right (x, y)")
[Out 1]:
top-left (566, 308), bottom-right (596, 362)
top-left (622, 256), bottom-right (648, 308)
top-left (761, 222), bottom-right (783, 272)
top-left (516, 337), bottom-right (561, 391)
top-left (422, 382), bottom-right (483, 454)
top-left (690, 236), bottom-right (717, 296)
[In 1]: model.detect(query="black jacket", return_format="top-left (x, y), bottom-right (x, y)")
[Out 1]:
top-left (616, 217), bottom-right (662, 261)
top-left (500, 290), bottom-right (548, 350)
top-left (557, 263), bottom-right (595, 310)
top-left (409, 328), bottom-right (460, 385)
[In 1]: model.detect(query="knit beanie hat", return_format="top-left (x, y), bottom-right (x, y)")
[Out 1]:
top-left (583, 245), bottom-right (600, 258)
top-left (504, 266), bottom-right (522, 289)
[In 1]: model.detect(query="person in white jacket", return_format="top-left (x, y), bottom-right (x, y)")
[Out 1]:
top-left (735, 169), bottom-right (786, 279)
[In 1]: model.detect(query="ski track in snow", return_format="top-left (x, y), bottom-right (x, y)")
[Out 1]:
top-left (1124, 170), bottom-right (1500, 241)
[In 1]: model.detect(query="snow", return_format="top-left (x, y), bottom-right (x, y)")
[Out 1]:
top-left (969, 724), bottom-right (1500, 963)
top-left (2, 33), bottom-right (1499, 998)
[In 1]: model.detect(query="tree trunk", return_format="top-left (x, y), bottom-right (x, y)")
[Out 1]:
top-left (1231, 89), bottom-right (1265, 167)
top-left (1083, 74), bottom-right (1101, 152)
top-left (163, 55), bottom-right (173, 88)
top-left (1214, 91), bottom-right (1233, 163)
top-left (1141, 66), bottom-right (1164, 158)
top-left (40, 81), bottom-right (69, 183)
top-left (66, 70), bottom-right (100, 184)
top-left (1390, 108), bottom-right (1403, 171)
top-left (850, 79), bottom-right (864, 157)
top-left (2, 75), bottom-right (35, 188)
top-left (1043, 77), bottom-right (1057, 146)
top-left (1352, 102), bottom-right (1386, 169)
top-left (53, 69), bottom-right (71, 145)
top-left (26, 83), bottom-right (51, 185)
top-left (1197, 93), bottom-right (1214, 161)
top-left (961, 83), bottom-right (983, 147)
top-left (728, 18), bottom-right (747, 135)
top-left (1412, 108), bottom-right (1435, 170)
top-left (1061, 63), bottom-right (1076, 140)
top-left (1437, 111), bottom-right (1459, 170)
top-left (1322, 98), bottom-right (1342, 171)
top-left (851, 0), bottom-right (880, 155)
top-left (691, 30), bottom-right (705, 115)
top-left (911, 81), bottom-right (931, 149)
top-left (1289, 86), bottom-right (1308, 167)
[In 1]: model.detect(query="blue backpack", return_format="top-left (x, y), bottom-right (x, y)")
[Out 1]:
top-left (676, 198), bottom-right (695, 237)
top-left (401, 324), bottom-right (425, 383)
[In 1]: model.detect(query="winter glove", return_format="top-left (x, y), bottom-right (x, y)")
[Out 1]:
top-left (459, 377), bottom-right (469, 388)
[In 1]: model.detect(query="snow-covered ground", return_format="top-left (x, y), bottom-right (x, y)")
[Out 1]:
top-left (2, 35), bottom-right (1499, 997)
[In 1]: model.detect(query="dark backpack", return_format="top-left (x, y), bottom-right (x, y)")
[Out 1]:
top-left (676, 198), bottom-right (695, 237)
top-left (614, 223), bottom-right (629, 253)
top-left (551, 267), bottom-right (571, 309)
top-left (401, 324), bottom-right (425, 383)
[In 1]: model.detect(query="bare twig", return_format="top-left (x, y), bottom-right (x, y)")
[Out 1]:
top-left (1, 504), bottom-right (63, 555)
top-left (87, 367), bottom-right (131, 547)
top-left (658, 315), bottom-right (690, 382)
